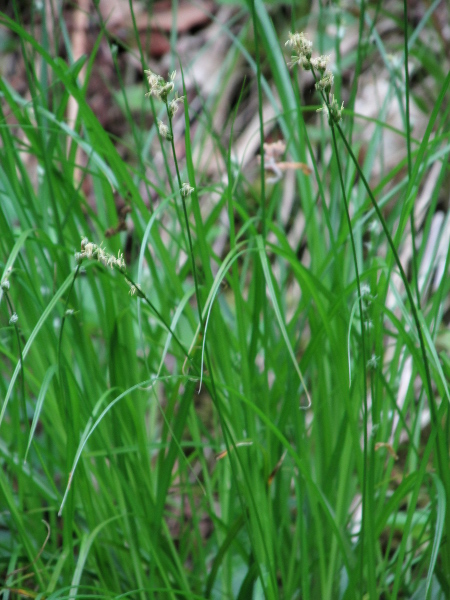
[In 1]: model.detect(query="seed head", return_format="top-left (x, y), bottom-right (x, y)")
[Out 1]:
top-left (360, 284), bottom-right (371, 298)
top-left (367, 354), bottom-right (380, 370)
top-left (317, 95), bottom-right (344, 126)
top-left (286, 32), bottom-right (313, 69)
top-left (158, 119), bottom-right (172, 141)
top-left (315, 70), bottom-right (334, 93)
top-left (145, 69), bottom-right (177, 102)
top-left (168, 93), bottom-right (185, 118)
top-left (285, 31), bottom-right (313, 58)
top-left (180, 183), bottom-right (194, 198)
top-left (76, 238), bottom-right (126, 271)
top-left (286, 32), bottom-right (343, 129)
top-left (144, 69), bottom-right (165, 100)
top-left (159, 82), bottom-right (174, 102)
top-left (311, 55), bottom-right (330, 73)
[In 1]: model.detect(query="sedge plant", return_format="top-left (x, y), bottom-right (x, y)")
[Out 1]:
top-left (1, 2), bottom-right (450, 600)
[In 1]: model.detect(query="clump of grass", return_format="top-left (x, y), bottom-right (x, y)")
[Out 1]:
top-left (1, 2), bottom-right (450, 599)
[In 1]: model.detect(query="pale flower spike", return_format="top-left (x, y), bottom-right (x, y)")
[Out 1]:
top-left (76, 237), bottom-right (126, 271)
top-left (168, 93), bottom-right (185, 118)
top-left (316, 95), bottom-right (345, 126)
top-left (285, 31), bottom-right (313, 58)
top-left (180, 183), bottom-right (194, 198)
top-left (144, 70), bottom-right (165, 99)
top-left (144, 69), bottom-right (176, 102)
top-left (144, 70), bottom-right (184, 132)
top-left (128, 282), bottom-right (142, 297)
top-left (360, 284), bottom-right (371, 297)
top-left (286, 31), bottom-right (344, 126)
top-left (367, 354), bottom-right (380, 370)
top-left (311, 55), bottom-right (331, 73)
top-left (315, 70), bottom-right (334, 93)
top-left (158, 119), bottom-right (172, 141)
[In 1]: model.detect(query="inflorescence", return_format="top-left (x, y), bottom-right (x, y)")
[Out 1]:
top-left (1, 267), bottom-right (11, 292)
top-left (144, 69), bottom-right (195, 199)
top-left (75, 237), bottom-right (126, 271)
top-left (286, 31), bottom-right (344, 126)
top-left (144, 69), bottom-right (185, 139)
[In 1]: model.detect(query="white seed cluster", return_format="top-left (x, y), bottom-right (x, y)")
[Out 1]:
top-left (286, 32), bottom-right (313, 67)
top-left (144, 70), bottom-right (195, 203)
top-left (144, 69), bottom-right (176, 102)
top-left (75, 237), bottom-right (126, 271)
top-left (144, 70), bottom-right (185, 139)
top-left (168, 92), bottom-right (185, 119)
top-left (157, 119), bottom-right (172, 141)
top-left (316, 95), bottom-right (344, 126)
top-left (367, 354), bottom-right (380, 370)
top-left (286, 31), bottom-right (344, 126)
top-left (127, 282), bottom-right (144, 297)
top-left (180, 183), bottom-right (194, 198)
top-left (1, 266), bottom-right (12, 291)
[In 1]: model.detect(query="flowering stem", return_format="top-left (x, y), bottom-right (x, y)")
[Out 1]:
top-left (57, 262), bottom-right (82, 576)
top-left (250, 2), bottom-right (271, 463)
top-left (165, 102), bottom-right (205, 331)
top-left (4, 292), bottom-right (26, 434)
top-left (329, 124), bottom-right (371, 590)
top-left (250, 0), bottom-right (266, 240)
top-left (124, 272), bottom-right (192, 364)
top-left (288, 30), bottom-right (372, 589)
top-left (402, 0), bottom-right (420, 308)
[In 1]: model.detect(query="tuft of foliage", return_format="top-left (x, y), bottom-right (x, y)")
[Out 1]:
top-left (1, 1), bottom-right (449, 599)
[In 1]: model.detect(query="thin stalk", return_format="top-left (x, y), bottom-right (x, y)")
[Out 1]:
top-left (250, 0), bottom-right (266, 240)
top-left (403, 0), bottom-right (420, 307)
top-left (162, 99), bottom-right (240, 529)
top-left (250, 1), bottom-right (272, 510)
top-left (4, 293), bottom-right (26, 434)
top-left (3, 291), bottom-right (27, 515)
top-left (307, 56), bottom-right (371, 594)
top-left (133, 22), bottom-right (186, 234)
top-left (57, 263), bottom-right (82, 579)
top-left (402, 4), bottom-right (421, 589)
top-left (124, 272), bottom-right (190, 363)
top-left (166, 103), bottom-right (204, 327)
top-left (163, 88), bottom-right (229, 443)
top-left (329, 125), bottom-right (371, 596)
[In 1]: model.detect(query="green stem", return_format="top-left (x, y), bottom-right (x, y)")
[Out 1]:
top-left (5, 293), bottom-right (26, 434)
top-left (123, 272), bottom-right (191, 364)
top-left (329, 125), bottom-right (371, 596)
top-left (58, 263), bottom-right (81, 579)
top-left (403, 0), bottom-right (420, 307)
top-left (250, 0), bottom-right (266, 240)
top-left (165, 103), bottom-right (204, 327)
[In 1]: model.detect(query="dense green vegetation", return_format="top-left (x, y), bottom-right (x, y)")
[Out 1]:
top-left (1, 1), bottom-right (450, 598)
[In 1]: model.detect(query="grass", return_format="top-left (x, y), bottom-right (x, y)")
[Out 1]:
top-left (1, 1), bottom-right (450, 598)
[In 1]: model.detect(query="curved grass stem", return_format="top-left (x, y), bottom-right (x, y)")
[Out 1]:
top-left (329, 126), bottom-right (371, 594)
